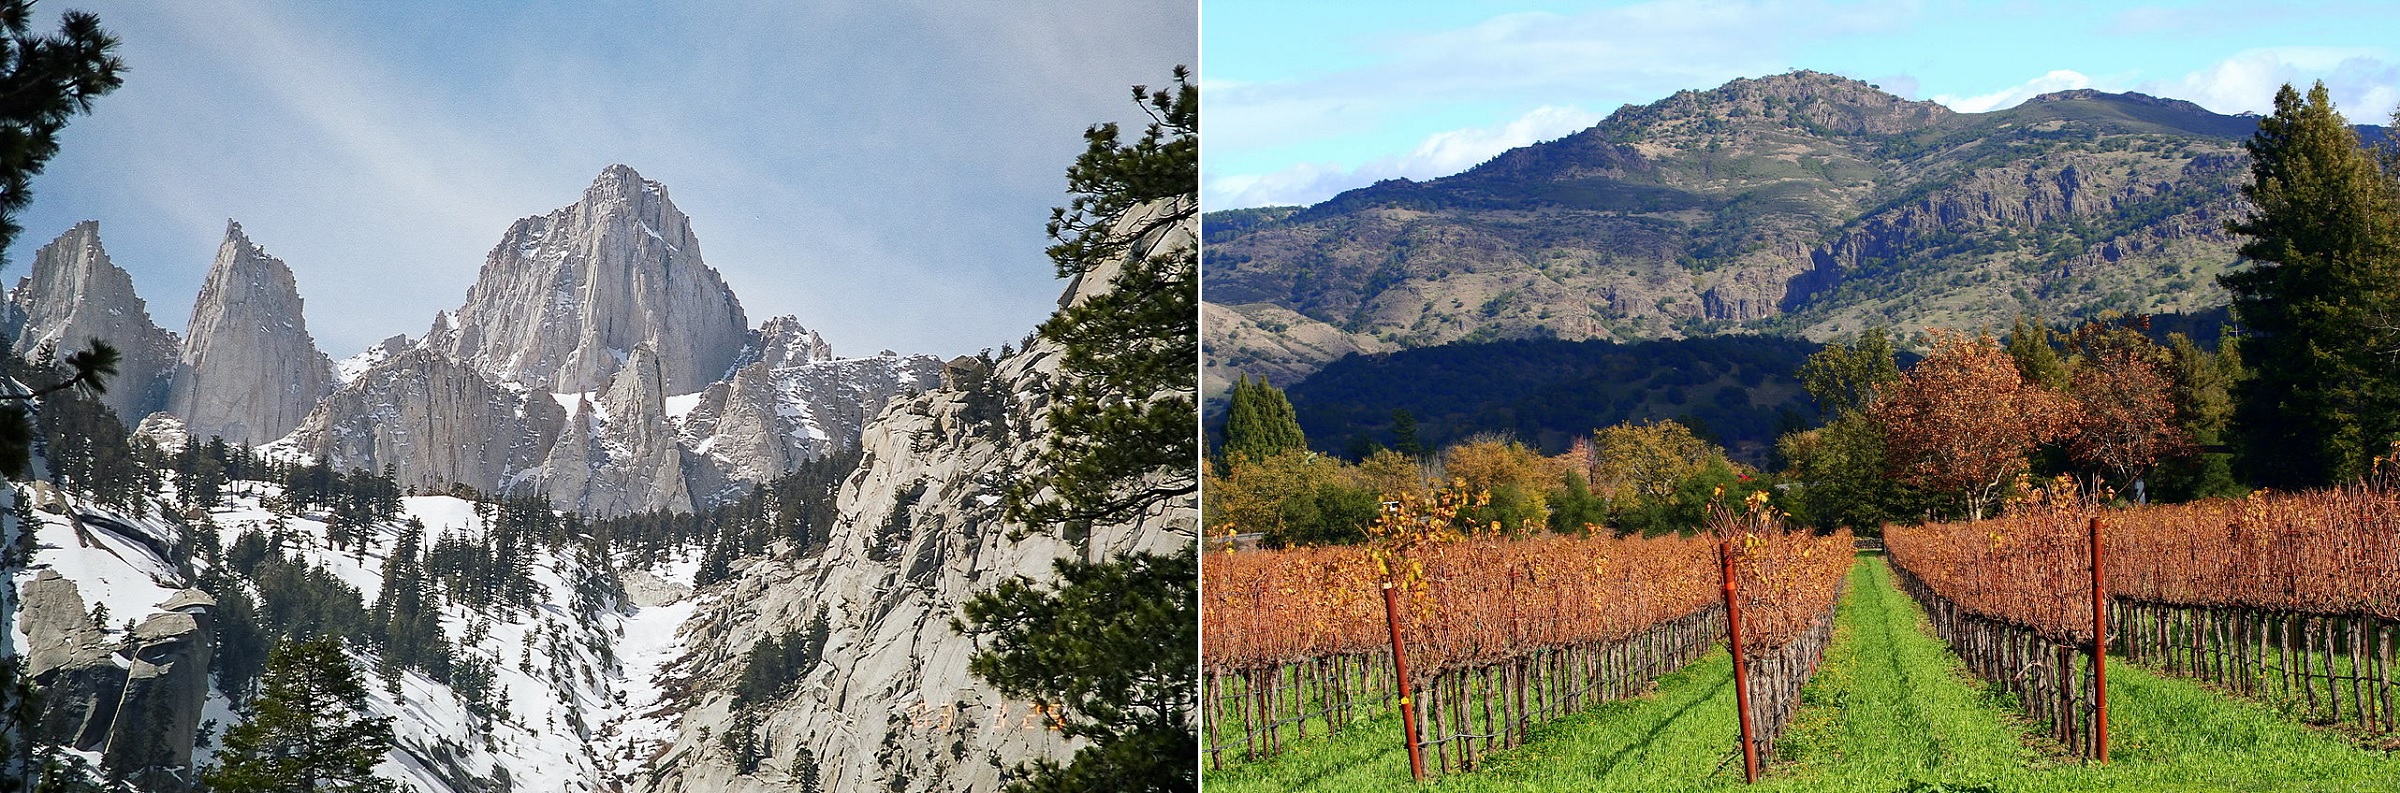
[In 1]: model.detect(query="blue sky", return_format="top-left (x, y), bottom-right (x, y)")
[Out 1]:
top-left (10, 1), bottom-right (1195, 360)
top-left (1204, 0), bottom-right (2400, 210)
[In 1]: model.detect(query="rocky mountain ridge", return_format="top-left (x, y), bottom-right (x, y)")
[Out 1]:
top-left (630, 197), bottom-right (1196, 793)
top-left (1203, 71), bottom-right (2386, 397)
top-left (167, 222), bottom-right (339, 446)
top-left (5, 166), bottom-right (941, 518)
top-left (4, 222), bottom-right (181, 423)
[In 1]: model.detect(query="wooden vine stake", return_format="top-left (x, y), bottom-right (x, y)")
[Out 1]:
top-left (2090, 515), bottom-right (2109, 763)
top-left (1720, 539), bottom-right (1759, 783)
top-left (1382, 580), bottom-right (1427, 781)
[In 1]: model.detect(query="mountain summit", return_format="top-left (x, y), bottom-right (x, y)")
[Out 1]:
top-left (279, 165), bottom-right (939, 516)
top-left (432, 164), bottom-right (751, 394)
top-left (6, 221), bottom-right (180, 423)
top-left (168, 221), bottom-right (337, 445)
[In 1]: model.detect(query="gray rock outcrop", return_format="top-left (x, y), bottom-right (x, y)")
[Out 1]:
top-left (626, 198), bottom-right (1195, 793)
top-left (102, 606), bottom-right (215, 789)
top-left (17, 571), bottom-right (216, 786)
top-left (168, 221), bottom-right (338, 445)
top-left (279, 347), bottom-right (568, 495)
top-left (7, 222), bottom-right (181, 424)
top-left (19, 571), bottom-right (123, 751)
top-left (431, 164), bottom-right (750, 394)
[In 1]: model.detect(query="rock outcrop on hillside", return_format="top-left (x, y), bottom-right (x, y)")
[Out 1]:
top-left (280, 347), bottom-right (569, 495)
top-left (6, 222), bottom-right (181, 424)
top-left (18, 569), bottom-right (215, 788)
top-left (630, 198), bottom-right (1196, 793)
top-left (168, 222), bottom-right (338, 444)
top-left (431, 164), bottom-right (750, 394)
top-left (1204, 71), bottom-right (2286, 395)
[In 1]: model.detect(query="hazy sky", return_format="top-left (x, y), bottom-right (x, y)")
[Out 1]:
top-left (1205, 0), bottom-right (2400, 210)
top-left (10, 1), bottom-right (1195, 360)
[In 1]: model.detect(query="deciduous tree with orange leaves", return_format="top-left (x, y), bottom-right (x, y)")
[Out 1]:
top-left (1874, 329), bottom-right (2070, 520)
top-left (2062, 320), bottom-right (2195, 500)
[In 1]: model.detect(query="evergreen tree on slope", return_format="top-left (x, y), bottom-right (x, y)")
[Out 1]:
top-left (202, 637), bottom-right (397, 793)
top-left (1220, 375), bottom-right (1306, 464)
top-left (968, 67), bottom-right (1196, 793)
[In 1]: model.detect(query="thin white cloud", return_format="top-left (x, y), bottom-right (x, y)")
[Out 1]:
top-left (2140, 47), bottom-right (2400, 117)
top-left (1207, 0), bottom-right (1913, 163)
top-left (1207, 104), bottom-right (1603, 209)
top-left (15, 1), bottom-right (1193, 359)
top-left (1932, 69), bottom-right (2096, 113)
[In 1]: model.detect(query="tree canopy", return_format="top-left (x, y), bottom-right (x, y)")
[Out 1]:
top-left (2221, 81), bottom-right (2400, 487)
top-left (203, 637), bottom-right (398, 793)
top-left (970, 67), bottom-right (1198, 793)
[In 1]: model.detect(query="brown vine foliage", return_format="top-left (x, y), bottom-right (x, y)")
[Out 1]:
top-left (1710, 492), bottom-right (1854, 654)
top-left (2106, 478), bottom-right (2400, 619)
top-left (1886, 483), bottom-right (2103, 645)
top-left (1201, 528), bottom-right (1718, 674)
top-left (1891, 454), bottom-right (2400, 635)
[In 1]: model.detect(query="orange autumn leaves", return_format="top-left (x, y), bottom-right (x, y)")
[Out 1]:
top-left (1874, 327), bottom-right (2192, 520)
top-left (1200, 530), bottom-right (1717, 674)
top-left (1710, 492), bottom-right (1852, 655)
top-left (1201, 490), bottom-right (1851, 675)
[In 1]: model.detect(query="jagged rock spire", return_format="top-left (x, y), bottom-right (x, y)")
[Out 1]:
top-left (7, 221), bottom-right (180, 424)
top-left (432, 164), bottom-right (751, 394)
top-left (168, 221), bottom-right (337, 445)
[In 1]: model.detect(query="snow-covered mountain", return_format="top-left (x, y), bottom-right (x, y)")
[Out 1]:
top-left (0, 171), bottom-right (1193, 793)
top-left (8, 477), bottom-right (702, 793)
top-left (5, 166), bottom-right (940, 518)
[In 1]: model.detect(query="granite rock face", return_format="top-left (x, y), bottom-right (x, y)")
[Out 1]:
top-left (431, 164), bottom-right (751, 394)
top-left (630, 198), bottom-right (1196, 793)
top-left (17, 570), bottom-right (215, 785)
top-left (7, 222), bottom-right (181, 424)
top-left (102, 605), bottom-right (215, 790)
top-left (168, 222), bottom-right (338, 445)
top-left (279, 347), bottom-right (568, 496)
top-left (287, 167), bottom-right (936, 516)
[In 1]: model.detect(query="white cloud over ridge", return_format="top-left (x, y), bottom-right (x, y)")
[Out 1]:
top-left (1207, 104), bottom-right (1603, 210)
top-left (1207, 0), bottom-right (1909, 165)
top-left (15, 1), bottom-right (1195, 359)
top-left (1927, 50), bottom-right (2399, 120)
top-left (1932, 69), bottom-right (2096, 113)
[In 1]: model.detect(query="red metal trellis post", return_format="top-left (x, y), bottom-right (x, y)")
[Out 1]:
top-left (1382, 580), bottom-right (1427, 781)
top-left (2090, 515), bottom-right (2109, 763)
top-left (1721, 539), bottom-right (1759, 783)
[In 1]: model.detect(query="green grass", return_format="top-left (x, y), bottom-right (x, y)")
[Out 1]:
top-left (1204, 556), bottom-right (2400, 792)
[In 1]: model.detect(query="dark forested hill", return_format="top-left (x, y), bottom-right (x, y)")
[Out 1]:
top-left (1279, 336), bottom-right (1826, 465)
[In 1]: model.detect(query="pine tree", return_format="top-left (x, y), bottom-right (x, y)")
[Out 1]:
top-left (1220, 376), bottom-right (1306, 462)
top-left (1002, 66), bottom-right (1196, 542)
top-left (787, 747), bottom-right (821, 793)
top-left (972, 67), bottom-right (1196, 793)
top-left (1388, 409), bottom-right (1423, 459)
top-left (2223, 81), bottom-right (2400, 486)
top-left (2004, 314), bottom-right (2068, 392)
top-left (955, 551), bottom-right (1194, 793)
top-left (203, 637), bottom-right (398, 793)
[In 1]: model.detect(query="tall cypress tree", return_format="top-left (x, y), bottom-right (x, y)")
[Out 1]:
top-left (1220, 375), bottom-right (1306, 462)
top-left (2222, 81), bottom-right (2400, 486)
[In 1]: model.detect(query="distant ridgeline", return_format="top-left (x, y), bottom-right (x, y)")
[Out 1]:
top-left (1202, 70), bottom-right (2377, 400)
top-left (1269, 310), bottom-right (2232, 467)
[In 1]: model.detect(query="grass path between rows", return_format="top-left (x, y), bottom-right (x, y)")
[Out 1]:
top-left (1204, 555), bottom-right (2400, 792)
